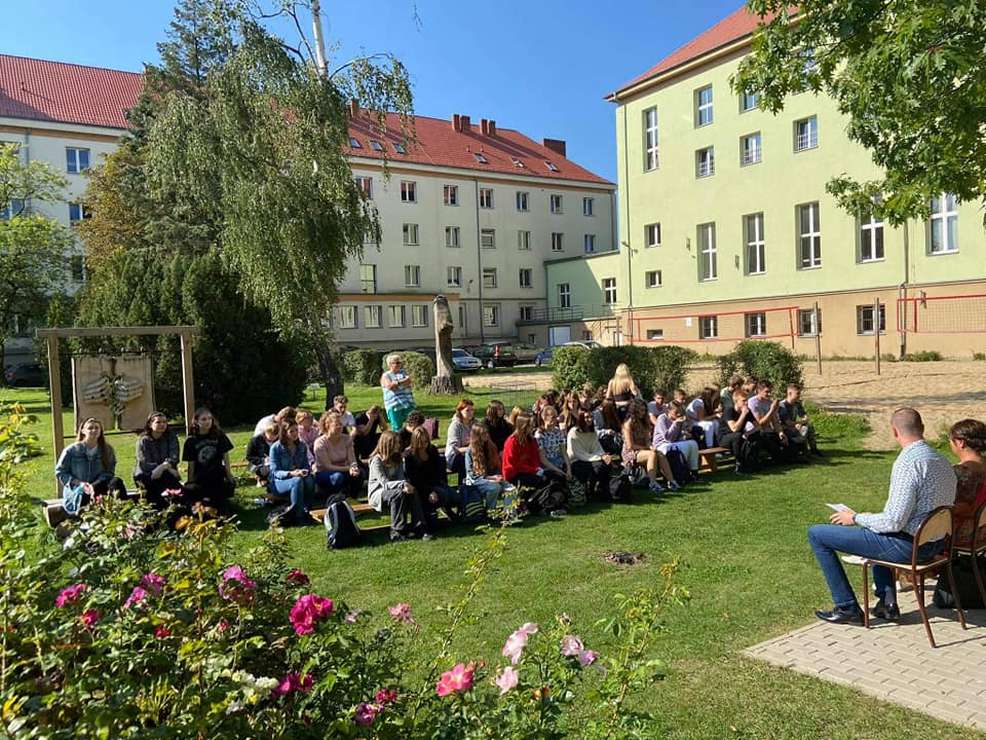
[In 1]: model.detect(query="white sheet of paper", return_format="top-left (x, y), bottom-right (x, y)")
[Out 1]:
top-left (826, 503), bottom-right (849, 512)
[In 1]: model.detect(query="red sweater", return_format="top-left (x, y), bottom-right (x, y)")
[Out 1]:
top-left (502, 435), bottom-right (541, 482)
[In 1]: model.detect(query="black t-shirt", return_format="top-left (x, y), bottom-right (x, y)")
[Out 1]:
top-left (720, 407), bottom-right (754, 438)
top-left (353, 412), bottom-right (382, 459)
top-left (487, 418), bottom-right (514, 452)
top-left (183, 433), bottom-right (234, 482)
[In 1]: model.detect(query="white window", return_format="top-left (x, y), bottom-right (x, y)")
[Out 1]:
top-left (583, 197), bottom-right (595, 216)
top-left (798, 202), bottom-right (822, 268)
top-left (558, 283), bottom-right (571, 309)
top-left (695, 85), bottom-right (713, 126)
top-left (544, 160), bottom-right (559, 173)
top-left (404, 265), bottom-right (420, 287)
top-left (645, 270), bottom-right (662, 288)
top-left (68, 203), bottom-right (89, 223)
top-left (603, 278), bottom-right (617, 305)
top-left (516, 191), bottom-right (529, 211)
top-left (370, 140), bottom-right (384, 151)
top-left (338, 305), bottom-right (357, 329)
top-left (584, 234), bottom-right (596, 254)
top-left (447, 266), bottom-right (462, 288)
top-left (741, 132), bottom-right (762, 165)
top-left (698, 222), bottom-right (717, 281)
top-left (402, 223), bottom-right (419, 245)
top-left (646, 329), bottom-right (664, 341)
top-left (445, 226), bottom-right (460, 248)
top-left (480, 228), bottom-right (496, 249)
top-left (349, 137), bottom-right (361, 149)
top-left (474, 152), bottom-right (488, 164)
top-left (799, 308), bottom-right (822, 336)
top-left (483, 304), bottom-right (500, 327)
top-left (389, 305), bottom-right (406, 328)
top-left (519, 268), bottom-right (533, 288)
top-left (550, 194), bottom-right (563, 214)
top-left (479, 188), bottom-right (494, 209)
top-left (443, 184), bottom-right (458, 206)
top-left (517, 230), bottom-right (531, 251)
top-left (744, 212), bottom-right (766, 275)
top-left (364, 305), bottom-right (382, 328)
top-left (645, 222), bottom-right (661, 248)
top-left (551, 232), bottom-right (564, 252)
top-left (699, 316), bottom-right (718, 339)
top-left (643, 107), bottom-right (659, 170)
top-left (400, 180), bottom-right (417, 202)
top-left (482, 268), bottom-right (497, 288)
top-left (929, 193), bottom-right (958, 254)
top-left (741, 90), bottom-right (759, 112)
top-left (794, 116), bottom-right (818, 151)
top-left (66, 147), bottom-right (90, 174)
top-left (856, 304), bottom-right (886, 335)
top-left (746, 312), bottom-right (767, 337)
top-left (696, 147), bottom-right (715, 178)
top-left (458, 304), bottom-right (468, 332)
top-left (355, 176), bottom-right (373, 198)
top-left (411, 305), bottom-right (428, 327)
top-left (519, 305), bottom-right (534, 321)
top-left (359, 264), bottom-right (376, 294)
top-left (860, 209), bottom-right (885, 262)
top-left (511, 157), bottom-right (525, 169)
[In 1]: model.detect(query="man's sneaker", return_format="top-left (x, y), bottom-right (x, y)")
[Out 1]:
top-left (870, 599), bottom-right (900, 621)
top-left (814, 605), bottom-right (864, 625)
top-left (648, 481), bottom-right (665, 494)
top-left (668, 480), bottom-right (681, 492)
top-left (549, 509), bottom-right (567, 519)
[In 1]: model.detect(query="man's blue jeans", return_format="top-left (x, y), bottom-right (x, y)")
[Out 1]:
top-left (808, 524), bottom-right (943, 608)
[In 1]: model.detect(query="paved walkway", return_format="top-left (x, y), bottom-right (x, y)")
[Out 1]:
top-left (745, 591), bottom-right (986, 729)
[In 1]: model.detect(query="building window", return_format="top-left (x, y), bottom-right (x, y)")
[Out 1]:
top-left (794, 116), bottom-right (818, 151)
top-left (445, 226), bottom-right (460, 248)
top-left (741, 90), bottom-right (759, 112)
top-left (745, 312), bottom-right (767, 337)
top-left (443, 184), bottom-right (458, 206)
top-left (482, 304), bottom-right (500, 328)
top-left (474, 152), bottom-right (488, 164)
top-left (349, 137), bottom-right (362, 149)
top-left (645, 222), bottom-right (661, 248)
top-left (359, 264), bottom-right (377, 294)
top-left (859, 209), bottom-right (885, 262)
top-left (643, 106), bottom-right (659, 170)
top-left (517, 230), bottom-right (531, 251)
top-left (798, 202), bottom-right (822, 268)
top-left (584, 234), bottom-right (596, 254)
top-left (583, 197), bottom-right (594, 217)
top-left (799, 308), bottom-right (822, 336)
top-left (482, 268), bottom-right (497, 288)
top-left (741, 132), bottom-right (762, 166)
top-left (558, 283), bottom-right (571, 309)
top-left (404, 265), bottom-right (420, 287)
top-left (458, 304), bottom-right (467, 332)
top-left (929, 193), bottom-right (958, 254)
top-left (479, 187), bottom-right (494, 209)
top-left (545, 160), bottom-right (559, 173)
top-left (394, 142), bottom-right (406, 154)
top-left (389, 305), bottom-right (405, 328)
top-left (550, 194), bottom-right (563, 214)
top-left (411, 305), bottom-right (428, 328)
top-left (402, 223), bottom-right (419, 245)
top-left (68, 202), bottom-right (90, 223)
top-left (603, 278), bottom-right (617, 305)
top-left (519, 305), bottom-right (534, 321)
top-left (480, 228), bottom-right (496, 249)
top-left (370, 140), bottom-right (384, 151)
top-left (551, 232), bottom-right (564, 252)
top-left (516, 191), bottom-right (529, 211)
top-left (744, 212), bottom-right (766, 275)
top-left (645, 270), bottom-right (662, 288)
top-left (646, 329), bottom-right (664, 341)
top-left (66, 147), bottom-right (90, 174)
top-left (338, 305), bottom-right (357, 329)
top-left (696, 147), bottom-right (715, 178)
top-left (695, 85), bottom-right (714, 127)
top-left (0, 198), bottom-right (25, 220)
top-left (69, 255), bottom-right (85, 282)
top-left (364, 305), bottom-right (382, 328)
top-left (519, 268), bottom-right (533, 288)
top-left (698, 222), bottom-right (717, 281)
top-left (400, 180), bottom-right (417, 202)
top-left (356, 176), bottom-right (373, 198)
top-left (856, 304), bottom-right (886, 335)
top-left (699, 315), bottom-right (718, 339)
top-left (447, 266), bottom-right (462, 288)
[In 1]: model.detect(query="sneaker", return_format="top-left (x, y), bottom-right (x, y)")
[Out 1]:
top-left (814, 605), bottom-right (864, 625)
top-left (648, 481), bottom-right (665, 494)
top-left (422, 532), bottom-right (436, 542)
top-left (668, 480), bottom-right (681, 492)
top-left (870, 599), bottom-right (900, 621)
top-left (549, 509), bottom-right (567, 519)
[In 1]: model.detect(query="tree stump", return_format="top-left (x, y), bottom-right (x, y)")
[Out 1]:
top-left (430, 295), bottom-right (463, 395)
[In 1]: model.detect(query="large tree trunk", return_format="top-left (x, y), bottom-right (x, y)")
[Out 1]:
top-left (430, 295), bottom-right (462, 395)
top-left (316, 344), bottom-right (344, 409)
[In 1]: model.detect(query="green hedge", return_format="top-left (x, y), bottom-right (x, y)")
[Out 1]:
top-left (375, 350), bottom-right (435, 390)
top-left (716, 340), bottom-right (804, 390)
top-left (341, 350), bottom-right (383, 386)
top-left (552, 345), bottom-right (697, 397)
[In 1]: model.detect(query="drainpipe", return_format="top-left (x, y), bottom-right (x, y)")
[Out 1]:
top-left (621, 105), bottom-right (634, 344)
top-left (473, 177), bottom-right (485, 344)
top-left (899, 220), bottom-right (910, 358)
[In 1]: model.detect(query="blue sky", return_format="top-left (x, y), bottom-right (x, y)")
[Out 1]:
top-left (0, 0), bottom-right (743, 181)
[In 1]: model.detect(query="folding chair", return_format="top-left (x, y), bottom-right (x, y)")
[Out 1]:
top-left (952, 499), bottom-right (986, 607)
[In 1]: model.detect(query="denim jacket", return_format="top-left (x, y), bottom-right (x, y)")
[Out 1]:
top-left (269, 441), bottom-right (311, 482)
top-left (55, 442), bottom-right (117, 515)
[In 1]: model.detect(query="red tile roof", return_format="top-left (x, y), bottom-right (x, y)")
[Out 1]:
top-left (0, 54), bottom-right (143, 130)
top-left (348, 111), bottom-right (612, 186)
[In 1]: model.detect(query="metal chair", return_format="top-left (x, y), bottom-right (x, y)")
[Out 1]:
top-left (952, 499), bottom-right (986, 607)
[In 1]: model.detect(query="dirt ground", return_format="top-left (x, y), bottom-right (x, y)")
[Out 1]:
top-left (464, 361), bottom-right (986, 450)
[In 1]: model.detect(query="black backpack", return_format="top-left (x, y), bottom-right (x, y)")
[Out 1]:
top-left (458, 485), bottom-right (488, 524)
top-left (324, 498), bottom-right (362, 549)
top-left (607, 468), bottom-right (632, 502)
top-left (665, 448), bottom-right (691, 485)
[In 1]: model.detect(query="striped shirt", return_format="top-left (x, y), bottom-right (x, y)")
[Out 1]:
top-left (382, 371), bottom-right (415, 413)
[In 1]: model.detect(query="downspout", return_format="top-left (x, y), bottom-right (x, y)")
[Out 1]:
top-left (622, 105), bottom-right (634, 344)
top-left (474, 177), bottom-right (485, 344)
top-left (899, 220), bottom-right (910, 358)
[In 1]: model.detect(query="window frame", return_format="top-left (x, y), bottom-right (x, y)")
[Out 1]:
top-left (602, 277), bottom-right (617, 305)
top-left (856, 304), bottom-right (886, 335)
top-left (794, 116), bottom-right (819, 152)
top-left (551, 232), bottom-right (564, 252)
top-left (698, 222), bottom-right (718, 281)
top-left (583, 196), bottom-right (595, 217)
top-left (359, 264), bottom-right (377, 294)
top-left (400, 180), bottom-right (417, 203)
top-left (699, 315), bottom-right (718, 340)
top-left (928, 192), bottom-right (958, 254)
top-left (479, 187), bottom-right (495, 209)
top-left (557, 283), bottom-right (571, 309)
top-left (356, 175), bottom-right (373, 198)
top-left (447, 265), bottom-right (462, 288)
top-left (443, 184), bottom-right (459, 206)
top-left (745, 312), bottom-right (767, 338)
top-left (740, 90), bottom-right (759, 112)
top-left (645, 270), bottom-right (662, 289)
top-left (643, 106), bottom-right (659, 171)
top-left (482, 303), bottom-right (500, 328)
top-left (519, 268), bottom-right (533, 289)
top-left (584, 233), bottom-right (596, 254)
top-left (644, 222), bottom-right (661, 248)
top-left (404, 264), bottom-right (421, 288)
top-left (549, 194), bottom-right (563, 214)
top-left (516, 191), bottom-right (529, 212)
top-left (482, 267), bottom-right (498, 289)
top-left (338, 305), bottom-right (357, 329)
top-left (411, 305), bottom-right (428, 328)
top-left (696, 146), bottom-right (715, 178)
top-left (798, 202), bottom-right (822, 269)
top-left (859, 209), bottom-right (885, 262)
top-left (364, 305), bottom-right (382, 328)
top-left (402, 222), bottom-right (419, 246)
top-left (744, 212), bottom-right (766, 275)
top-left (480, 228), bottom-right (496, 249)
top-left (740, 132), bottom-right (762, 166)
top-left (517, 230), bottom-right (531, 251)
top-left (695, 85), bottom-right (714, 127)
top-left (66, 147), bottom-right (90, 174)
top-left (445, 225), bottom-right (460, 248)
top-left (389, 305), bottom-right (406, 328)
top-left (798, 308), bottom-right (822, 337)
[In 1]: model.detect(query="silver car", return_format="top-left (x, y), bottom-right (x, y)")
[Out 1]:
top-left (451, 348), bottom-right (482, 372)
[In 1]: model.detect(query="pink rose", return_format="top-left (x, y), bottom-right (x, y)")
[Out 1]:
top-left (577, 649), bottom-right (599, 667)
top-left (517, 622), bottom-right (539, 637)
top-left (272, 672), bottom-right (314, 698)
top-left (354, 702), bottom-right (380, 726)
top-left (289, 594), bottom-right (334, 636)
top-left (560, 634), bottom-right (584, 657)
top-left (495, 666), bottom-right (519, 695)
top-left (374, 688), bottom-right (398, 705)
top-left (345, 610), bottom-right (362, 624)
top-left (502, 623), bottom-right (538, 665)
top-left (79, 609), bottom-right (100, 629)
top-left (436, 662), bottom-right (474, 697)
top-left (217, 619), bottom-right (229, 633)
top-left (388, 602), bottom-right (414, 624)
top-left (55, 583), bottom-right (87, 608)
top-left (123, 586), bottom-right (148, 610)
top-left (286, 569), bottom-right (310, 586)
top-left (219, 565), bottom-right (257, 604)
top-left (139, 572), bottom-right (166, 596)
top-left (154, 624), bottom-right (172, 639)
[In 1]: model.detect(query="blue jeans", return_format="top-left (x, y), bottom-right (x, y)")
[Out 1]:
top-left (315, 470), bottom-right (352, 498)
top-left (808, 524), bottom-right (943, 608)
top-left (271, 475), bottom-right (315, 521)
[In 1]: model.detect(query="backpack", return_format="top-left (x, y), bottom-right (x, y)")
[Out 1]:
top-left (933, 555), bottom-right (986, 609)
top-left (459, 485), bottom-right (488, 523)
top-left (268, 503), bottom-right (304, 528)
top-left (520, 477), bottom-right (566, 513)
top-left (324, 498), bottom-right (362, 549)
top-left (665, 448), bottom-right (691, 485)
top-left (607, 468), bottom-right (632, 502)
top-left (690, 425), bottom-right (708, 450)
top-left (567, 477), bottom-right (587, 507)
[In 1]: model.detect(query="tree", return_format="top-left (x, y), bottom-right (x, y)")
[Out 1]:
top-left (733, 1), bottom-right (986, 225)
top-left (0, 144), bottom-right (73, 373)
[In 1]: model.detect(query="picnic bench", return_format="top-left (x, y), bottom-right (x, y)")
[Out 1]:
top-left (698, 446), bottom-right (732, 473)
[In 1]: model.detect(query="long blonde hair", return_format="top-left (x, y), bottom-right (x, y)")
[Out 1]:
top-left (609, 363), bottom-right (636, 396)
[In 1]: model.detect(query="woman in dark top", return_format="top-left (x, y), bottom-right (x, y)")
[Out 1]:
top-left (134, 411), bottom-right (182, 508)
top-left (182, 407), bottom-right (236, 511)
top-left (484, 400), bottom-right (513, 452)
top-left (606, 363), bottom-right (641, 420)
top-left (949, 418), bottom-right (986, 550)
top-left (353, 404), bottom-right (386, 460)
top-left (404, 427), bottom-right (456, 530)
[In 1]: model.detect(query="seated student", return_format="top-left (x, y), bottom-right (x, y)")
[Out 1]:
top-left (647, 389), bottom-right (668, 427)
top-left (686, 387), bottom-right (721, 448)
top-left (507, 405), bottom-right (525, 430)
top-left (484, 400), bottom-right (513, 452)
top-left (536, 405), bottom-right (571, 479)
top-left (368, 430), bottom-right (429, 541)
top-left (593, 399), bottom-right (624, 455)
top-left (809, 408), bottom-right (956, 624)
top-left (269, 419), bottom-right (316, 524)
top-left (182, 408), bottom-right (236, 511)
top-left (568, 410), bottom-right (619, 500)
top-left (747, 381), bottom-right (788, 462)
top-left (948, 419), bottom-right (986, 551)
top-left (254, 406), bottom-right (295, 437)
top-left (404, 426), bottom-right (456, 529)
top-left (653, 402), bottom-right (701, 477)
top-left (717, 389), bottom-right (762, 474)
top-left (465, 423), bottom-right (507, 509)
top-left (352, 405), bottom-right (386, 460)
top-left (296, 409), bottom-right (319, 467)
top-left (558, 392), bottom-right (581, 432)
top-left (134, 411), bottom-right (183, 508)
top-left (444, 399), bottom-right (475, 482)
top-left (621, 399), bottom-right (679, 493)
top-left (245, 422), bottom-right (278, 487)
top-left (312, 411), bottom-right (361, 499)
top-left (330, 395), bottom-right (357, 430)
top-left (720, 375), bottom-right (744, 415)
top-left (533, 390), bottom-right (561, 419)
top-left (398, 410), bottom-right (426, 451)
top-left (778, 384), bottom-right (820, 456)
top-left (56, 417), bottom-right (128, 516)
top-left (503, 413), bottom-right (567, 517)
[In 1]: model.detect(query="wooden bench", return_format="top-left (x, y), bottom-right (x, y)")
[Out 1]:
top-left (698, 446), bottom-right (732, 473)
top-left (309, 500), bottom-right (389, 532)
top-left (41, 491), bottom-right (142, 528)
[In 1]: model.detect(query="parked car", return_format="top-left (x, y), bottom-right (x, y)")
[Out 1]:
top-left (472, 342), bottom-right (519, 368)
top-left (534, 340), bottom-right (602, 367)
top-left (4, 362), bottom-right (45, 387)
top-left (563, 340), bottom-right (603, 350)
top-left (451, 348), bottom-right (482, 372)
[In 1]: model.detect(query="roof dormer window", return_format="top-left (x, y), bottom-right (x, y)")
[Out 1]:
top-left (511, 157), bottom-right (525, 168)
top-left (369, 140), bottom-right (384, 151)
top-left (545, 160), bottom-right (559, 173)
top-left (394, 142), bottom-right (406, 154)
top-left (474, 152), bottom-right (488, 164)
top-left (349, 137), bottom-right (361, 148)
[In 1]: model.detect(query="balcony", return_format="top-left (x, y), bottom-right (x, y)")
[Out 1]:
top-left (516, 304), bottom-right (615, 325)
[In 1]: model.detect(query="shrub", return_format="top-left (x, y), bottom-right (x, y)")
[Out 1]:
top-left (903, 350), bottom-right (943, 362)
top-left (974, 352), bottom-right (986, 361)
top-left (551, 346), bottom-right (592, 393)
top-left (552, 345), bottom-right (697, 398)
top-left (396, 351), bottom-right (435, 390)
top-left (717, 340), bottom-right (804, 390)
top-left (341, 349), bottom-right (383, 385)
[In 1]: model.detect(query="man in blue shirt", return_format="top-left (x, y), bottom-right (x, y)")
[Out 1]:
top-left (809, 408), bottom-right (956, 624)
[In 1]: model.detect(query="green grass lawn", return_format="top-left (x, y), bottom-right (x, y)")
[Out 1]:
top-left (6, 385), bottom-right (982, 739)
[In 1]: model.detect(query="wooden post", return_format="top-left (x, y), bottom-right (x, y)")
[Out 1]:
top-left (813, 302), bottom-right (822, 376)
top-left (46, 335), bottom-right (64, 496)
top-left (180, 331), bottom-right (196, 434)
top-left (788, 309), bottom-right (795, 350)
top-left (874, 298), bottom-right (882, 376)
